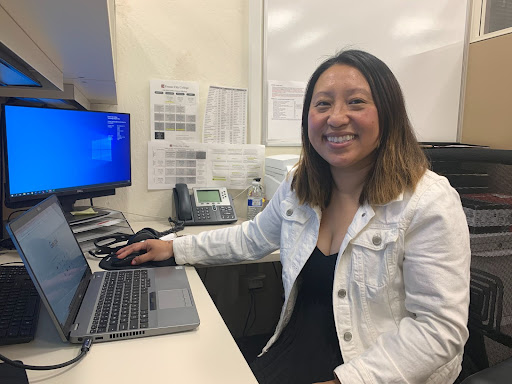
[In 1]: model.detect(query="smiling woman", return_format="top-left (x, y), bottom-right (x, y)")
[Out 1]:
top-left (117, 50), bottom-right (471, 384)
top-left (293, 50), bottom-right (429, 209)
top-left (307, 64), bottom-right (380, 175)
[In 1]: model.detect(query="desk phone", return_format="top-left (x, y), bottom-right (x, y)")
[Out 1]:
top-left (172, 183), bottom-right (237, 226)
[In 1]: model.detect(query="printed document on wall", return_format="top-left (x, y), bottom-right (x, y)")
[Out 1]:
top-left (148, 141), bottom-right (264, 190)
top-left (203, 85), bottom-right (248, 144)
top-left (150, 79), bottom-right (200, 142)
top-left (207, 144), bottom-right (264, 189)
top-left (267, 80), bottom-right (305, 145)
top-left (148, 141), bottom-right (207, 189)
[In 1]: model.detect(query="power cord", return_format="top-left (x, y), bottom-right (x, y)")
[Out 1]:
top-left (243, 290), bottom-right (257, 337)
top-left (0, 261), bottom-right (24, 267)
top-left (167, 216), bottom-right (185, 233)
top-left (0, 337), bottom-right (93, 370)
top-left (233, 185), bottom-right (251, 200)
top-left (7, 209), bottom-right (28, 221)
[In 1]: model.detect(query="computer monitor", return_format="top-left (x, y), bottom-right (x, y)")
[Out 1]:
top-left (1, 104), bottom-right (131, 219)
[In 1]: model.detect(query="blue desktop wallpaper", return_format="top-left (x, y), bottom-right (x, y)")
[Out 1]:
top-left (4, 105), bottom-right (131, 195)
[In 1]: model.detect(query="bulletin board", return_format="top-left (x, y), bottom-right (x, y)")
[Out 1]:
top-left (259, 0), bottom-right (470, 146)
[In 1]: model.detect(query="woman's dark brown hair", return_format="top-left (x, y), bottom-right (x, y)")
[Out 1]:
top-left (291, 49), bottom-right (429, 209)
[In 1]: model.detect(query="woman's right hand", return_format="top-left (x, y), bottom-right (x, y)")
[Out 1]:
top-left (116, 239), bottom-right (174, 265)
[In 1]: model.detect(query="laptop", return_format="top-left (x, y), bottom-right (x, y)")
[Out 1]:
top-left (6, 195), bottom-right (200, 344)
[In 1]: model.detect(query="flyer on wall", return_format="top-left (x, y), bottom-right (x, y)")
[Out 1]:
top-left (202, 85), bottom-right (248, 145)
top-left (147, 141), bottom-right (265, 190)
top-left (149, 79), bottom-right (200, 142)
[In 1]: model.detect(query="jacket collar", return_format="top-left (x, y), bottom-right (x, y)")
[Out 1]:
top-left (373, 192), bottom-right (404, 207)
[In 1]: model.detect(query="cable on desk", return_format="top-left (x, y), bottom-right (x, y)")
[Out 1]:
top-left (167, 216), bottom-right (185, 233)
top-left (0, 337), bottom-right (93, 371)
top-left (0, 261), bottom-right (24, 267)
top-left (7, 209), bottom-right (28, 221)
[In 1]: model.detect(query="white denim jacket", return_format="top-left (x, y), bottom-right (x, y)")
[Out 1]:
top-left (173, 170), bottom-right (471, 384)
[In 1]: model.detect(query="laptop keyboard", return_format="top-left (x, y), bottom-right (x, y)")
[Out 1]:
top-left (0, 265), bottom-right (41, 345)
top-left (91, 270), bottom-right (150, 334)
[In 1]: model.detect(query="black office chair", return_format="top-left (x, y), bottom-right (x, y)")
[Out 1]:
top-left (426, 155), bottom-right (512, 384)
top-left (458, 268), bottom-right (512, 383)
top-left (460, 357), bottom-right (512, 383)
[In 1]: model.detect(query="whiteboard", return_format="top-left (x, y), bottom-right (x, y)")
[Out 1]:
top-left (260, 0), bottom-right (470, 145)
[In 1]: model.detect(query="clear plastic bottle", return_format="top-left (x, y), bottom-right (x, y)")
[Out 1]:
top-left (247, 178), bottom-right (265, 221)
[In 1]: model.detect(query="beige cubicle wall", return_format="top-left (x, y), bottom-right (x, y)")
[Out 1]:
top-left (462, 32), bottom-right (512, 150)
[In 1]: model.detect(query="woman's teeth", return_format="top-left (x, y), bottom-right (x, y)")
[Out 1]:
top-left (326, 135), bottom-right (355, 143)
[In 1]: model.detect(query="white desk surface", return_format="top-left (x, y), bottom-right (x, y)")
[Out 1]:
top-left (0, 216), bottom-right (264, 383)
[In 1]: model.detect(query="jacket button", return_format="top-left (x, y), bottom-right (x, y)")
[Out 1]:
top-left (343, 332), bottom-right (352, 342)
top-left (372, 234), bottom-right (382, 246)
top-left (286, 209), bottom-right (293, 216)
top-left (338, 289), bottom-right (346, 298)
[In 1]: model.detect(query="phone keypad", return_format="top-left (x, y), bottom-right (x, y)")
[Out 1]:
top-left (219, 206), bottom-right (236, 220)
top-left (195, 207), bottom-right (212, 222)
top-left (194, 206), bottom-right (236, 222)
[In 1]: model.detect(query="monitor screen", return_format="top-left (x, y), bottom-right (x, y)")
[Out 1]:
top-left (2, 104), bottom-right (131, 213)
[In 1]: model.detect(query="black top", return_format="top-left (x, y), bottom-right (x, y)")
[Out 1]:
top-left (250, 246), bottom-right (344, 384)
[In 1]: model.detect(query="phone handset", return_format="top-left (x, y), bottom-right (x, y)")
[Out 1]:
top-left (173, 183), bottom-right (193, 221)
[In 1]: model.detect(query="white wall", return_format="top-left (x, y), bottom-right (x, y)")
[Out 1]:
top-left (89, 0), bottom-right (249, 219)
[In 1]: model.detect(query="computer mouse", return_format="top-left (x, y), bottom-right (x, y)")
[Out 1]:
top-left (99, 237), bottom-right (177, 270)
top-left (127, 228), bottom-right (162, 245)
top-left (110, 250), bottom-right (146, 267)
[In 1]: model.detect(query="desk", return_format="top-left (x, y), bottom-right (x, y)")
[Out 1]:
top-left (0, 216), bottom-right (261, 383)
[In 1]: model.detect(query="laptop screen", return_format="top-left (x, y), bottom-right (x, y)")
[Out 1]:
top-left (8, 196), bottom-right (89, 328)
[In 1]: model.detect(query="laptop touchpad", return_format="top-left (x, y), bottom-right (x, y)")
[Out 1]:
top-left (158, 289), bottom-right (192, 309)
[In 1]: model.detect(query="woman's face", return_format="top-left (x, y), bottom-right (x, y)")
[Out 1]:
top-left (308, 64), bottom-right (380, 173)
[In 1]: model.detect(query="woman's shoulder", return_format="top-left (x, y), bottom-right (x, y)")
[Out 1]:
top-left (272, 171), bottom-right (319, 212)
top-left (273, 172), bottom-right (298, 202)
top-left (409, 169), bottom-right (461, 207)
top-left (416, 169), bottom-right (454, 192)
